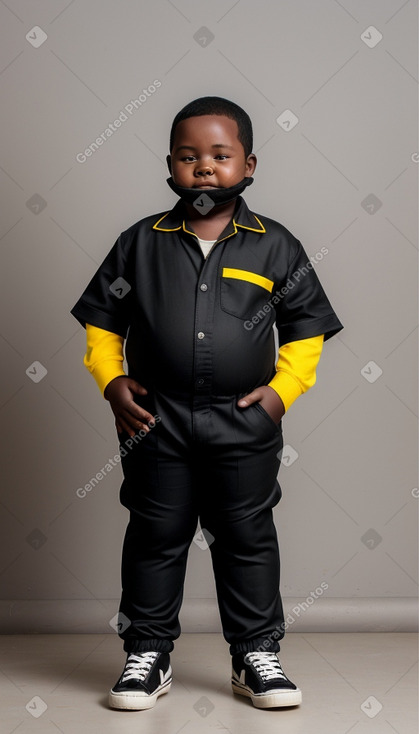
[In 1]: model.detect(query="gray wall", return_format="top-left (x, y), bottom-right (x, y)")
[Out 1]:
top-left (0, 0), bottom-right (417, 634)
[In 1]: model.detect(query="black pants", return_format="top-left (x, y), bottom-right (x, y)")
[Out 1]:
top-left (117, 388), bottom-right (285, 656)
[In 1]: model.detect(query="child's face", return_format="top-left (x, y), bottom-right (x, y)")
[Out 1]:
top-left (168, 114), bottom-right (256, 190)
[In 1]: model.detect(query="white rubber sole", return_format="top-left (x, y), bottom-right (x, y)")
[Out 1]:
top-left (108, 680), bottom-right (171, 710)
top-left (232, 681), bottom-right (302, 708)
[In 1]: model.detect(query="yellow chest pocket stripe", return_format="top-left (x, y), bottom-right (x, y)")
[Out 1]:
top-left (222, 268), bottom-right (274, 294)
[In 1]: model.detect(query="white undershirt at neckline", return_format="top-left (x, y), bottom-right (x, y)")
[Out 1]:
top-left (197, 237), bottom-right (217, 258)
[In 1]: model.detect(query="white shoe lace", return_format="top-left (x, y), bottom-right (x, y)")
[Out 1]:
top-left (245, 652), bottom-right (287, 682)
top-left (121, 651), bottom-right (159, 683)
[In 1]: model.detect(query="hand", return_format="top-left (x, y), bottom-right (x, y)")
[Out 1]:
top-left (237, 385), bottom-right (285, 424)
top-left (104, 376), bottom-right (156, 437)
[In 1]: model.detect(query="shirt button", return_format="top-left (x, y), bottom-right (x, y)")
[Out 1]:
top-left (197, 331), bottom-right (205, 340)
top-left (200, 283), bottom-right (208, 291)
top-left (197, 378), bottom-right (204, 385)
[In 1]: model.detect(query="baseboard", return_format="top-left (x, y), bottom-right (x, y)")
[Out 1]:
top-left (0, 598), bottom-right (417, 634)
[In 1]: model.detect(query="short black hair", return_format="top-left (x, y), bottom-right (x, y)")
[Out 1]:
top-left (169, 96), bottom-right (253, 158)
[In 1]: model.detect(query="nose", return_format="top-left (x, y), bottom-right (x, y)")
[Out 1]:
top-left (195, 162), bottom-right (214, 177)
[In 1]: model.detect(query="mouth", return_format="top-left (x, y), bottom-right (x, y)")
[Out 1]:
top-left (194, 183), bottom-right (219, 189)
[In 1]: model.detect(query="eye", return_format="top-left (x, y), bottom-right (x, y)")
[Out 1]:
top-left (181, 155), bottom-right (196, 162)
top-left (215, 154), bottom-right (228, 160)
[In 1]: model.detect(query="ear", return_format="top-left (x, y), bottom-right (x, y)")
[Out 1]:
top-left (166, 155), bottom-right (172, 175)
top-left (246, 153), bottom-right (257, 177)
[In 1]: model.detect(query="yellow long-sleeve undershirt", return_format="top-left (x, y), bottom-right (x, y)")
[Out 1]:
top-left (83, 323), bottom-right (324, 412)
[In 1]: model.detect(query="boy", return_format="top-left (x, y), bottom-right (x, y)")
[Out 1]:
top-left (70, 96), bottom-right (343, 711)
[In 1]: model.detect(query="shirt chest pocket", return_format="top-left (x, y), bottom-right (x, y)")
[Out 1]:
top-left (220, 267), bottom-right (275, 320)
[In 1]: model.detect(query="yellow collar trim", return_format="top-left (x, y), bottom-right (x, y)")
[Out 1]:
top-left (152, 212), bottom-right (266, 237)
top-left (152, 213), bottom-right (182, 232)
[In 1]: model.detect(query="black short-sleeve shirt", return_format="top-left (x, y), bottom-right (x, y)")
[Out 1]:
top-left (70, 196), bottom-right (343, 396)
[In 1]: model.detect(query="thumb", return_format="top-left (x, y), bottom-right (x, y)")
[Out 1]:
top-left (237, 391), bottom-right (259, 408)
top-left (128, 379), bottom-right (148, 396)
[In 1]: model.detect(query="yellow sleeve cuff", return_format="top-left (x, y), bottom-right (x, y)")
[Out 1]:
top-left (269, 370), bottom-right (305, 412)
top-left (268, 334), bottom-right (324, 412)
top-left (84, 323), bottom-right (126, 397)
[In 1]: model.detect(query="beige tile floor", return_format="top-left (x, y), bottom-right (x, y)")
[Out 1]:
top-left (0, 632), bottom-right (417, 734)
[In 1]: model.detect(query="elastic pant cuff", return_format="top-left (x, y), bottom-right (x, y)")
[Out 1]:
top-left (229, 636), bottom-right (281, 655)
top-left (123, 638), bottom-right (174, 653)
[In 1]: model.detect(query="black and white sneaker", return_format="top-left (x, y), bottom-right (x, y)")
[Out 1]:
top-left (109, 651), bottom-right (172, 710)
top-left (232, 651), bottom-right (302, 708)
